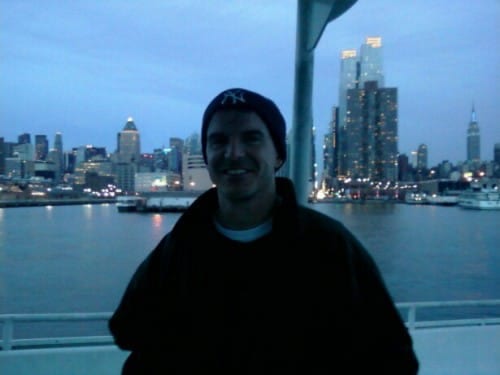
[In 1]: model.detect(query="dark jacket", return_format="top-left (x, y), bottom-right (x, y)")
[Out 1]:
top-left (109, 177), bottom-right (419, 374)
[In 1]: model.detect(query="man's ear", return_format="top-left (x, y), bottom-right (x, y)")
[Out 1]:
top-left (274, 158), bottom-right (283, 170)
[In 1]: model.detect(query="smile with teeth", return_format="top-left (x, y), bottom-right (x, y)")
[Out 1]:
top-left (226, 169), bottom-right (247, 175)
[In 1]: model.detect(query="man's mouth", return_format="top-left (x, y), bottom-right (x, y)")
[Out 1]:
top-left (225, 169), bottom-right (248, 175)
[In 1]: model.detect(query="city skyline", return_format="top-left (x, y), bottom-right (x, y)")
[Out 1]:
top-left (1, 0), bottom-right (499, 167)
top-left (4, 113), bottom-right (497, 168)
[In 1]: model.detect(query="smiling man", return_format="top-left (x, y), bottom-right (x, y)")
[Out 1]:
top-left (109, 87), bottom-right (419, 374)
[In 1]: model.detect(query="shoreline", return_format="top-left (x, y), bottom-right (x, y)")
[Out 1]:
top-left (0, 198), bottom-right (116, 208)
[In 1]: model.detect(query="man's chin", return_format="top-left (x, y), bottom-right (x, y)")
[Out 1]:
top-left (219, 185), bottom-right (255, 202)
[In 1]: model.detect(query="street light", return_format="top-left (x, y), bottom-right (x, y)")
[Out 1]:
top-left (290, 0), bottom-right (357, 204)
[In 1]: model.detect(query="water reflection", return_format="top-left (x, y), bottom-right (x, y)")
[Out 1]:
top-left (152, 214), bottom-right (163, 228)
top-left (83, 204), bottom-right (93, 220)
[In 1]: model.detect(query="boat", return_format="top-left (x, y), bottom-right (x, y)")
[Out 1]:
top-left (425, 193), bottom-right (459, 206)
top-left (115, 196), bottom-right (145, 212)
top-left (404, 191), bottom-right (427, 205)
top-left (458, 187), bottom-right (500, 210)
top-left (142, 195), bottom-right (196, 212)
top-left (116, 192), bottom-right (200, 213)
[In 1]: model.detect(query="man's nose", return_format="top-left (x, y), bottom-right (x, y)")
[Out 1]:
top-left (225, 138), bottom-right (245, 159)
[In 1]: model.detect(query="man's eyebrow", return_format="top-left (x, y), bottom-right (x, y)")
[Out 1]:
top-left (242, 129), bottom-right (265, 136)
top-left (208, 129), bottom-right (264, 137)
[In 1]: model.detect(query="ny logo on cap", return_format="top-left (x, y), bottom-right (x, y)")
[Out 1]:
top-left (221, 90), bottom-right (246, 105)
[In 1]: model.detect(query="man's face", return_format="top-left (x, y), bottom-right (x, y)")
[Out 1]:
top-left (205, 110), bottom-right (282, 202)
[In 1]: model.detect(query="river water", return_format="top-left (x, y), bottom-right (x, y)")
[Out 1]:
top-left (0, 202), bottom-right (498, 335)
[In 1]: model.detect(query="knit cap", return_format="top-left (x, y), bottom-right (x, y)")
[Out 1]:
top-left (201, 88), bottom-right (287, 164)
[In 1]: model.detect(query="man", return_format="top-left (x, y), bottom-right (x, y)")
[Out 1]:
top-left (109, 87), bottom-right (419, 374)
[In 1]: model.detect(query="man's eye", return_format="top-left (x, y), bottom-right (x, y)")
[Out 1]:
top-left (243, 134), bottom-right (262, 144)
top-left (209, 137), bottom-right (227, 148)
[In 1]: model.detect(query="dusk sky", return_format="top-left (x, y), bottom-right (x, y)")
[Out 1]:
top-left (1, 0), bottom-right (498, 168)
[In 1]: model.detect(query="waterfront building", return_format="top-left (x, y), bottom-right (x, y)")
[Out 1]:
top-left (53, 132), bottom-right (64, 176)
top-left (135, 172), bottom-right (168, 193)
top-left (13, 143), bottom-right (34, 163)
top-left (138, 153), bottom-right (155, 173)
top-left (398, 153), bottom-right (412, 182)
top-left (417, 144), bottom-right (428, 170)
top-left (182, 151), bottom-right (211, 192)
top-left (0, 137), bottom-right (5, 175)
top-left (321, 106), bottom-right (338, 189)
top-left (113, 118), bottom-right (141, 191)
top-left (337, 49), bottom-right (358, 177)
top-left (46, 150), bottom-right (62, 183)
top-left (17, 133), bottom-right (31, 145)
top-left (184, 132), bottom-right (202, 155)
top-left (358, 36), bottom-right (384, 88)
top-left (344, 81), bottom-right (398, 181)
top-left (33, 160), bottom-right (56, 180)
top-left (4, 157), bottom-right (22, 178)
top-left (116, 117), bottom-right (141, 164)
top-left (334, 37), bottom-right (396, 181)
top-left (72, 157), bottom-right (114, 191)
top-left (437, 160), bottom-right (453, 179)
top-left (467, 104), bottom-right (480, 164)
top-left (410, 150), bottom-right (418, 168)
top-left (35, 135), bottom-right (49, 161)
top-left (168, 137), bottom-right (183, 175)
top-left (113, 162), bottom-right (136, 194)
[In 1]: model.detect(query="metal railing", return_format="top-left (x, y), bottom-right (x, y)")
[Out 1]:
top-left (1, 299), bottom-right (500, 351)
top-left (0, 312), bottom-right (113, 351)
top-left (397, 299), bottom-right (500, 330)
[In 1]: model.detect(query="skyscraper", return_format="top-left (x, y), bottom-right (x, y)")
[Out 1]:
top-left (466, 105), bottom-right (480, 163)
top-left (168, 137), bottom-right (184, 174)
top-left (18, 133), bottom-right (31, 145)
top-left (334, 37), bottom-right (397, 181)
top-left (117, 117), bottom-right (141, 164)
top-left (114, 117), bottom-right (141, 192)
top-left (358, 37), bottom-right (384, 87)
top-left (337, 49), bottom-right (358, 176)
top-left (417, 144), bottom-right (428, 170)
top-left (494, 143), bottom-right (500, 164)
top-left (35, 135), bottom-right (49, 161)
top-left (0, 137), bottom-right (5, 175)
top-left (322, 106), bottom-right (338, 188)
top-left (52, 132), bottom-right (64, 181)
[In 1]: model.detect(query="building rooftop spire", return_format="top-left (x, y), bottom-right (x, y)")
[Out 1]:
top-left (471, 103), bottom-right (477, 123)
top-left (123, 117), bottom-right (137, 131)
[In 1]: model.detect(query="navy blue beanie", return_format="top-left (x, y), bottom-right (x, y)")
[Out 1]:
top-left (201, 88), bottom-right (287, 164)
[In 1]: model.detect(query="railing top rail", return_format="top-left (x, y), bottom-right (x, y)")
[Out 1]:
top-left (396, 299), bottom-right (500, 308)
top-left (1, 300), bottom-right (499, 323)
top-left (1, 299), bottom-right (499, 351)
top-left (0, 312), bottom-right (111, 322)
top-left (0, 299), bottom-right (499, 323)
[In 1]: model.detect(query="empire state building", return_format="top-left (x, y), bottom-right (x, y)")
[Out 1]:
top-left (466, 105), bottom-right (480, 163)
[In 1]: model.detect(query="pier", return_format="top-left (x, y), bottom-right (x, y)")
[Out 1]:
top-left (0, 198), bottom-right (116, 208)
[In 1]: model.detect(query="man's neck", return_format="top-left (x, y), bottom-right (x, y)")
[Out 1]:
top-left (216, 193), bottom-right (276, 230)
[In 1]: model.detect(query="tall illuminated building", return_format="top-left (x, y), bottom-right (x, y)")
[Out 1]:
top-left (417, 144), bottom-right (428, 170)
top-left (18, 133), bottom-right (31, 145)
top-left (336, 37), bottom-right (393, 180)
top-left (117, 117), bottom-right (141, 164)
top-left (337, 49), bottom-right (358, 177)
top-left (35, 135), bottom-right (49, 161)
top-left (113, 117), bottom-right (141, 192)
top-left (494, 143), bottom-right (500, 164)
top-left (358, 37), bottom-right (384, 87)
top-left (54, 132), bottom-right (64, 173)
top-left (466, 105), bottom-right (480, 163)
